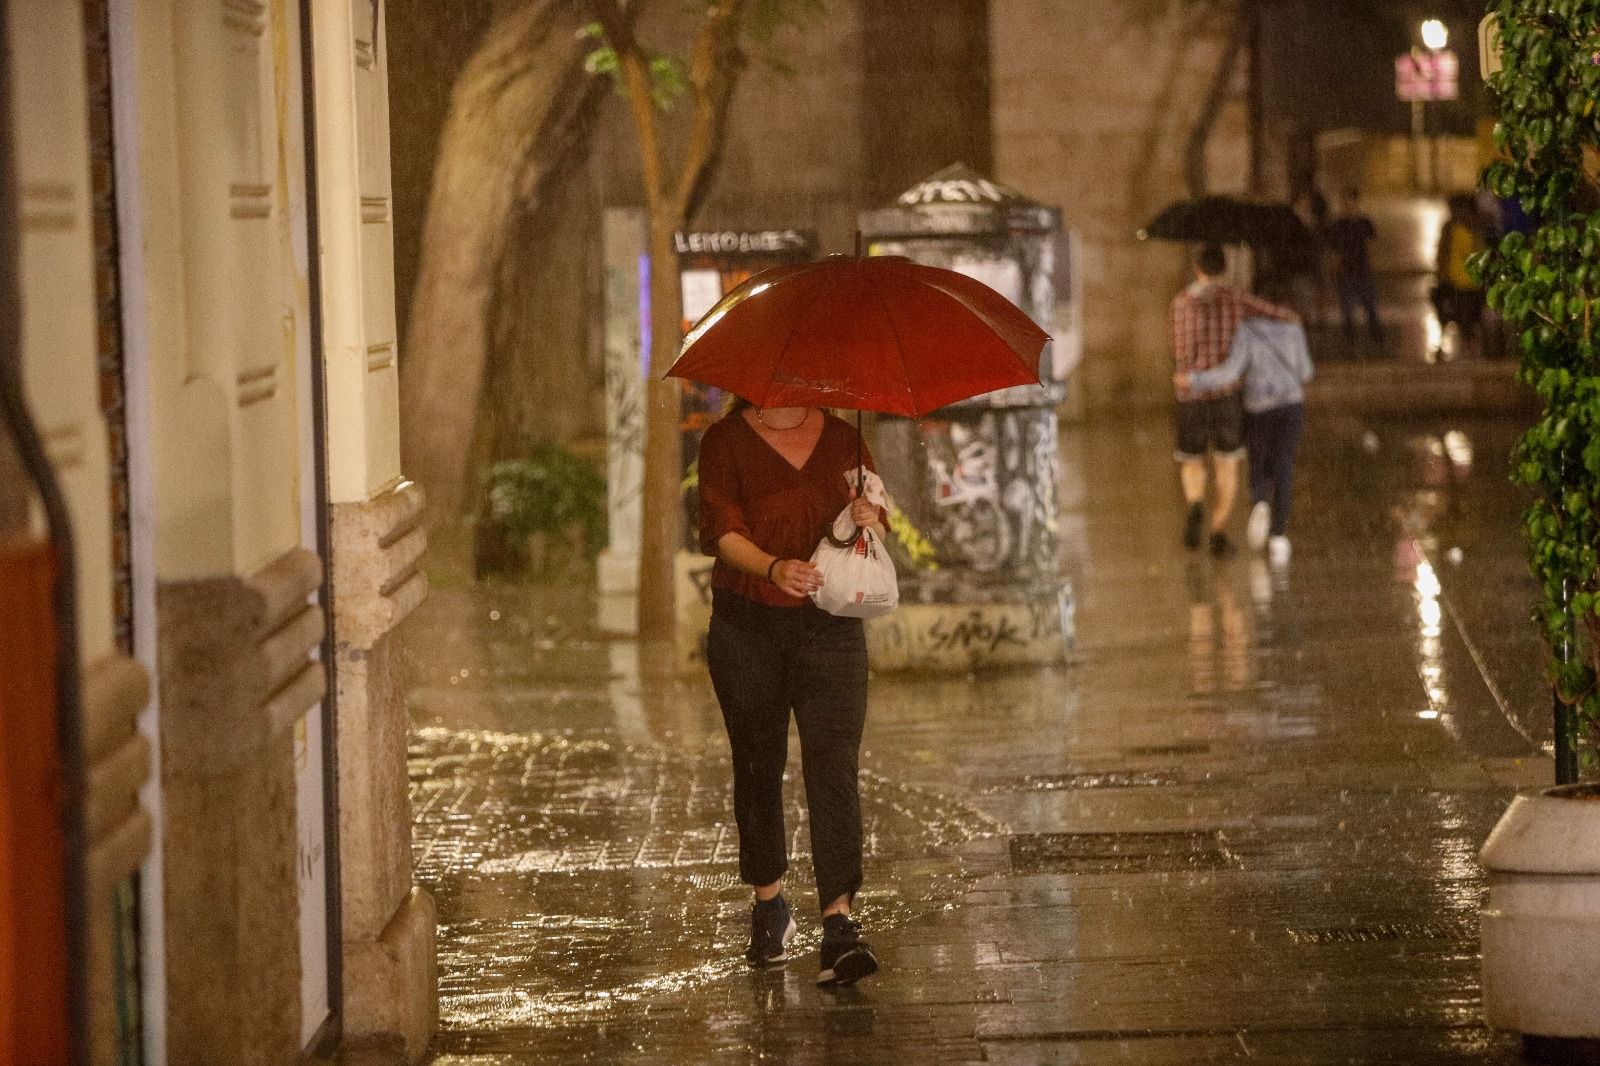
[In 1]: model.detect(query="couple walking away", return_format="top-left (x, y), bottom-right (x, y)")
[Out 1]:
top-left (697, 399), bottom-right (886, 987)
top-left (1170, 243), bottom-right (1313, 564)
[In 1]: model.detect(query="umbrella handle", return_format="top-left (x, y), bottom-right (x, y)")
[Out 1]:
top-left (856, 408), bottom-right (862, 493)
top-left (825, 409), bottom-right (866, 548)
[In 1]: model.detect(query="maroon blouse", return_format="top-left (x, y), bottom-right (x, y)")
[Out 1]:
top-left (698, 411), bottom-right (879, 608)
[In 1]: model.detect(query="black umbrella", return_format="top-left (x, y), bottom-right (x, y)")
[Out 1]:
top-left (1138, 196), bottom-right (1313, 248)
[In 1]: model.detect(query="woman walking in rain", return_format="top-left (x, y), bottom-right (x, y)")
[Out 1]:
top-left (697, 397), bottom-right (885, 987)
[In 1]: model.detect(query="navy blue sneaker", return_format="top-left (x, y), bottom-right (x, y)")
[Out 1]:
top-left (746, 894), bottom-right (797, 966)
top-left (817, 913), bottom-right (878, 987)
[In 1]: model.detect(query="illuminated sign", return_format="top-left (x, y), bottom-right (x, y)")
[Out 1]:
top-left (672, 229), bottom-right (815, 257)
top-left (1397, 50), bottom-right (1459, 102)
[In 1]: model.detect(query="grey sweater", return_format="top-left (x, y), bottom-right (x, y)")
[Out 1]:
top-left (1188, 318), bottom-right (1313, 413)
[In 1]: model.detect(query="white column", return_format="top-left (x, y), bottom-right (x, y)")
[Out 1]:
top-left (310, 0), bottom-right (435, 1058)
top-left (597, 207), bottom-right (647, 631)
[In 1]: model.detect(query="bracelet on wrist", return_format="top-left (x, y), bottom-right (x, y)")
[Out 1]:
top-left (766, 558), bottom-right (780, 584)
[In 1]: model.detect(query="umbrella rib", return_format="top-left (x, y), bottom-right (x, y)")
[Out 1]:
top-left (766, 270), bottom-right (840, 407)
top-left (870, 283), bottom-right (920, 417)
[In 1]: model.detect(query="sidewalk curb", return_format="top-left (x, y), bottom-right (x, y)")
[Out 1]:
top-left (1307, 361), bottom-right (1534, 416)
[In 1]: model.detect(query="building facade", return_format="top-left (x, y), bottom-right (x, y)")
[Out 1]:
top-left (1, 0), bottom-right (434, 1062)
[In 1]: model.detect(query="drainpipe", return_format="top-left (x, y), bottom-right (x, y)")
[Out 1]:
top-left (296, 0), bottom-right (344, 1050)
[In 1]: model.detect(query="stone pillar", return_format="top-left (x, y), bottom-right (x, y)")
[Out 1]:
top-left (157, 548), bottom-right (326, 1066)
top-left (598, 207), bottom-right (647, 634)
top-left (330, 481), bottom-right (434, 1060)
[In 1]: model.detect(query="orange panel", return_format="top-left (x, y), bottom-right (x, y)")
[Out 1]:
top-left (0, 538), bottom-right (70, 1066)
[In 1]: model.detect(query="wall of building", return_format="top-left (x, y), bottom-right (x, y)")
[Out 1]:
top-left (861, 0), bottom-right (992, 205)
top-left (2, 0), bottom-right (438, 1061)
top-left (991, 0), bottom-right (1253, 413)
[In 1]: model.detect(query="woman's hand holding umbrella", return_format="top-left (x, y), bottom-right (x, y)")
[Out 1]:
top-left (765, 479), bottom-right (884, 597)
top-left (848, 494), bottom-right (882, 534)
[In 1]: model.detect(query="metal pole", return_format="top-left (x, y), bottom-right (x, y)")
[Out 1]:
top-left (1554, 694), bottom-right (1579, 784)
top-left (1554, 573), bottom-right (1580, 784)
top-left (297, 0), bottom-right (343, 1052)
top-left (1411, 98), bottom-right (1425, 192)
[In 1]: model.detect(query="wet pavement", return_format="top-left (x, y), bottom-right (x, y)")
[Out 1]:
top-left (402, 404), bottom-right (1555, 1064)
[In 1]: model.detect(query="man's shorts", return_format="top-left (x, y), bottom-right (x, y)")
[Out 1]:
top-left (1174, 392), bottom-right (1245, 462)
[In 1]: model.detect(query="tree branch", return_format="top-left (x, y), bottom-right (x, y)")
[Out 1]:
top-left (585, 0), bottom-right (668, 208)
top-left (583, 0), bottom-right (639, 57)
top-left (674, 0), bottom-right (748, 222)
top-left (1184, 0), bottom-right (1253, 198)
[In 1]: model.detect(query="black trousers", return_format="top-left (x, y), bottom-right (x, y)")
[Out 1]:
top-left (706, 587), bottom-right (868, 912)
top-left (1244, 403), bottom-right (1305, 537)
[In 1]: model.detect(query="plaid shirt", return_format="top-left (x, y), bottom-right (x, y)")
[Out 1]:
top-left (1170, 283), bottom-right (1296, 400)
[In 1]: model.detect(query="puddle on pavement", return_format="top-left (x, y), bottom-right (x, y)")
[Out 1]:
top-left (410, 725), bottom-right (1006, 1043)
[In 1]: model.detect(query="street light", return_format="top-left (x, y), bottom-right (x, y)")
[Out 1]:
top-left (1412, 18), bottom-right (1450, 190)
top-left (1421, 18), bottom-right (1449, 52)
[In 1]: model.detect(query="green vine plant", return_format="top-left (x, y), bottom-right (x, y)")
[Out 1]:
top-left (1475, 1), bottom-right (1600, 769)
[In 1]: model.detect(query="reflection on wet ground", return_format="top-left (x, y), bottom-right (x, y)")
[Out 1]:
top-left (407, 407), bottom-right (1550, 1064)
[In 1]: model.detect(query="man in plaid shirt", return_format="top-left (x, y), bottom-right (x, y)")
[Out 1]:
top-left (1170, 244), bottom-right (1297, 556)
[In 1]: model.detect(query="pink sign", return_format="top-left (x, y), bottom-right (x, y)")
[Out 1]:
top-left (1397, 50), bottom-right (1459, 102)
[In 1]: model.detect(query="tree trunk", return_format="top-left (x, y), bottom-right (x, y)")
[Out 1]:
top-left (586, 0), bottom-right (747, 643)
top-left (400, 0), bottom-right (602, 527)
top-left (638, 221), bottom-right (684, 643)
top-left (484, 155), bottom-right (604, 457)
top-left (1184, 1), bottom-right (1253, 198)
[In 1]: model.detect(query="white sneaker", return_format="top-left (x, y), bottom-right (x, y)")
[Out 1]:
top-left (1268, 535), bottom-right (1291, 565)
top-left (1247, 501), bottom-right (1271, 550)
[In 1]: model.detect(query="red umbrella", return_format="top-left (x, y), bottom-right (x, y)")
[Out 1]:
top-left (665, 255), bottom-right (1047, 416)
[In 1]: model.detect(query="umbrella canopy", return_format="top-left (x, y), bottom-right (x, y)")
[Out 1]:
top-left (1138, 196), bottom-right (1313, 248)
top-left (665, 255), bottom-right (1047, 418)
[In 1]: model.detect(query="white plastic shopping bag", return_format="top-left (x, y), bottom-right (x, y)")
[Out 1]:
top-left (809, 469), bottom-right (899, 619)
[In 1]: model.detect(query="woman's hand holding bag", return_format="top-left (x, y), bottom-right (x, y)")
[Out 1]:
top-left (809, 469), bottom-right (899, 619)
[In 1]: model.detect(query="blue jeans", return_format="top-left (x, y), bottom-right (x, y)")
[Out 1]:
top-left (1244, 404), bottom-right (1305, 537)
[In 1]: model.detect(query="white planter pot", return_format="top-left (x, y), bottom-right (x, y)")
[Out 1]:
top-left (1480, 784), bottom-right (1600, 1044)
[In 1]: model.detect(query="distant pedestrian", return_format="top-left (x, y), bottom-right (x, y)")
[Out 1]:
top-left (1176, 313), bottom-right (1313, 565)
top-left (1170, 243), bottom-right (1300, 558)
top-left (1433, 193), bottom-right (1488, 356)
top-left (1287, 187), bottom-right (1329, 325)
top-left (697, 398), bottom-right (885, 987)
top-left (1323, 186), bottom-right (1384, 346)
